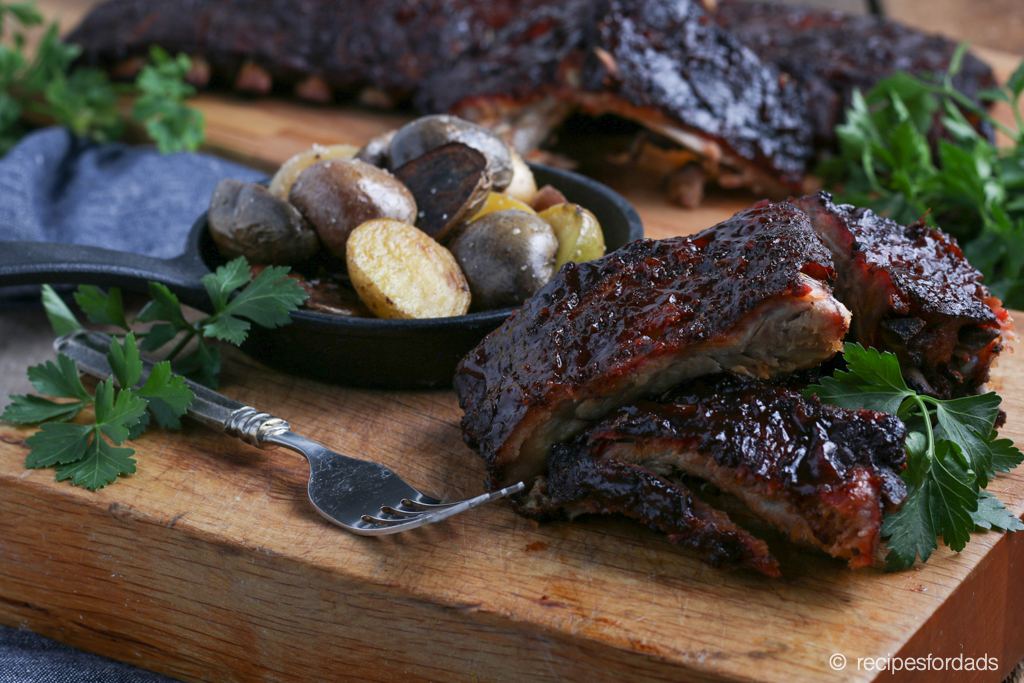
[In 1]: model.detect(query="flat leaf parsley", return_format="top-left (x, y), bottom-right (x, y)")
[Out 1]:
top-left (1, 256), bottom-right (306, 489)
top-left (805, 343), bottom-right (1023, 570)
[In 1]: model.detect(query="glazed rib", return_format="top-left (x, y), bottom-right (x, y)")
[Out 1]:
top-left (795, 192), bottom-right (1015, 398)
top-left (67, 0), bottom-right (811, 194)
top-left (569, 375), bottom-right (907, 568)
top-left (527, 447), bottom-right (782, 577)
top-left (713, 0), bottom-right (997, 146)
top-left (456, 201), bottom-right (850, 488)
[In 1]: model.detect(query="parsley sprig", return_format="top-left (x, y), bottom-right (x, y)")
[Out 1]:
top-left (819, 45), bottom-right (1024, 308)
top-left (52, 257), bottom-right (306, 389)
top-left (1, 256), bottom-right (307, 489)
top-left (2, 333), bottom-right (193, 490)
top-left (0, 0), bottom-right (205, 154)
top-left (806, 344), bottom-right (1024, 570)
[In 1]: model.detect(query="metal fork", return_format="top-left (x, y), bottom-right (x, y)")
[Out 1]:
top-left (56, 330), bottom-right (523, 535)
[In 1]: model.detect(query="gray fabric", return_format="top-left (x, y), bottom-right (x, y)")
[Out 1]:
top-left (0, 128), bottom-right (262, 679)
top-left (0, 127), bottom-right (263, 258)
top-left (0, 626), bottom-right (177, 682)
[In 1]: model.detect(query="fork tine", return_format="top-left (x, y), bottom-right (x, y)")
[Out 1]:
top-left (379, 505), bottom-right (434, 518)
top-left (356, 482), bottom-right (526, 534)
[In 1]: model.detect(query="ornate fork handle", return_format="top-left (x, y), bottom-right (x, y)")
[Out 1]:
top-left (55, 330), bottom-right (288, 450)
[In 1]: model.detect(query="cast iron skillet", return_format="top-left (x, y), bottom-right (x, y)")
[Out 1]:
top-left (0, 165), bottom-right (643, 389)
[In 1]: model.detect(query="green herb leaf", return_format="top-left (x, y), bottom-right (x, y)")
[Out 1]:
top-left (988, 432), bottom-right (1024, 474)
top-left (41, 284), bottom-right (83, 335)
top-left (24, 421), bottom-right (93, 468)
top-left (74, 285), bottom-right (129, 330)
top-left (201, 257), bottom-right (252, 311)
top-left (883, 440), bottom-right (977, 570)
top-left (27, 354), bottom-right (89, 401)
top-left (172, 342), bottom-right (221, 389)
top-left (805, 343), bottom-right (913, 414)
top-left (137, 282), bottom-right (190, 329)
top-left (107, 332), bottom-right (143, 389)
top-left (1, 394), bottom-right (84, 424)
top-left (54, 434), bottom-right (136, 490)
top-left (971, 491), bottom-right (1024, 531)
top-left (93, 378), bottom-right (148, 446)
top-left (134, 361), bottom-right (193, 430)
top-left (201, 259), bottom-right (306, 345)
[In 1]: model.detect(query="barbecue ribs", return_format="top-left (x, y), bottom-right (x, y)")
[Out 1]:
top-left (528, 375), bottom-right (906, 571)
top-left (455, 200), bottom-right (850, 489)
top-left (795, 192), bottom-right (1015, 398)
top-left (67, 0), bottom-right (994, 203)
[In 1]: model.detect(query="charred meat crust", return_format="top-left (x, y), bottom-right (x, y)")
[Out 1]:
top-left (528, 444), bottom-right (782, 577)
top-left (584, 374), bottom-right (907, 567)
top-left (68, 0), bottom-right (811, 185)
top-left (795, 192), bottom-right (1015, 398)
top-left (456, 201), bottom-right (849, 488)
top-left (712, 0), bottom-right (997, 146)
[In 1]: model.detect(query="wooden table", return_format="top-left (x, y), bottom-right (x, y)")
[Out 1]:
top-left (2, 3), bottom-right (1024, 683)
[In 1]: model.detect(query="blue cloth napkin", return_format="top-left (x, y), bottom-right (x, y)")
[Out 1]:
top-left (0, 626), bottom-right (175, 683)
top-left (0, 127), bottom-right (264, 680)
top-left (0, 127), bottom-right (263, 257)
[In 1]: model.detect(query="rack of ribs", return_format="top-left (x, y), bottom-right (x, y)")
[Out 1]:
top-left (457, 195), bottom-right (1014, 575)
top-left (713, 0), bottom-right (996, 147)
top-left (66, 0), bottom-right (994, 205)
top-left (795, 192), bottom-right (1015, 399)
top-left (526, 375), bottom-right (906, 575)
top-left (455, 200), bottom-right (850, 489)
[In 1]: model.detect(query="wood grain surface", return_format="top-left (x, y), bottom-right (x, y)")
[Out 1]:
top-left (2, 14), bottom-right (1024, 683)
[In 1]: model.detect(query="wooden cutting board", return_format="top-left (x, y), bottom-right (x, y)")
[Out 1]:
top-left (2, 48), bottom-right (1024, 683)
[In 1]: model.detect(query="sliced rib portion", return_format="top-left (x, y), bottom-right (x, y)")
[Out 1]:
top-left (795, 192), bottom-right (1015, 398)
top-left (456, 201), bottom-right (850, 488)
top-left (569, 375), bottom-right (907, 568)
top-left (523, 447), bottom-right (781, 577)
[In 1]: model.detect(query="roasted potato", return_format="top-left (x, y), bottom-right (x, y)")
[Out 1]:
top-left (289, 158), bottom-right (417, 259)
top-left (346, 219), bottom-right (471, 319)
top-left (208, 179), bottom-right (319, 264)
top-left (531, 184), bottom-right (569, 212)
top-left (539, 202), bottom-right (606, 269)
top-left (268, 143), bottom-right (359, 200)
top-left (472, 192), bottom-right (536, 222)
top-left (354, 129), bottom-right (397, 168)
top-left (504, 147), bottom-right (537, 204)
top-left (448, 210), bottom-right (557, 311)
top-left (392, 142), bottom-right (492, 242)
top-left (389, 114), bottom-right (514, 191)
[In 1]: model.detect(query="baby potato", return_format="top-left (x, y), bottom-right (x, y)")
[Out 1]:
top-left (289, 158), bottom-right (417, 259)
top-left (354, 129), bottom-right (397, 168)
top-left (389, 114), bottom-right (514, 190)
top-left (346, 219), bottom-right (471, 319)
top-left (268, 143), bottom-right (359, 200)
top-left (448, 210), bottom-right (557, 311)
top-left (472, 192), bottom-right (537, 222)
top-left (503, 147), bottom-right (537, 205)
top-left (208, 179), bottom-right (319, 264)
top-left (539, 203), bottom-right (606, 269)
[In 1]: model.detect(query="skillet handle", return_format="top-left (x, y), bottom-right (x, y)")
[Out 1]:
top-left (0, 240), bottom-right (211, 308)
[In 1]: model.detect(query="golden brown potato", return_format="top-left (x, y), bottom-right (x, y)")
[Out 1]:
top-left (504, 148), bottom-right (538, 205)
top-left (289, 158), bottom-right (417, 259)
top-left (208, 179), bottom-right (319, 264)
top-left (268, 143), bottom-right (358, 200)
top-left (471, 192), bottom-right (536, 222)
top-left (346, 219), bottom-right (471, 319)
top-left (538, 203), bottom-right (606, 270)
